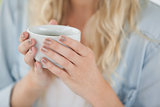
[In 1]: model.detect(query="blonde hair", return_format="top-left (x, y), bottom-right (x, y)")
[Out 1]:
top-left (29, 0), bottom-right (140, 82)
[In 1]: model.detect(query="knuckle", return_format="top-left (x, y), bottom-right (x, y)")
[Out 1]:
top-left (53, 43), bottom-right (60, 50)
top-left (62, 61), bottom-right (69, 68)
top-left (66, 50), bottom-right (73, 59)
top-left (18, 45), bottom-right (24, 54)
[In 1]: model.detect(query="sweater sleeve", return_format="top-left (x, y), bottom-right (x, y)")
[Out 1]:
top-left (0, 84), bottom-right (15, 107)
top-left (0, 0), bottom-right (18, 106)
top-left (132, 38), bottom-right (160, 107)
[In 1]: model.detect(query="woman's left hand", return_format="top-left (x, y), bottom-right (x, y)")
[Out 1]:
top-left (40, 35), bottom-right (121, 107)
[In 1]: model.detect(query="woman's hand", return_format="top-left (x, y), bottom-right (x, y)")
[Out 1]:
top-left (11, 19), bottom-right (59, 107)
top-left (40, 36), bottom-right (123, 107)
top-left (18, 31), bottom-right (53, 88)
top-left (18, 20), bottom-right (58, 89)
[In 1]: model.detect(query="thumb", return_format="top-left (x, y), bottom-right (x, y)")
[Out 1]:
top-left (49, 19), bottom-right (58, 25)
top-left (34, 61), bottom-right (43, 73)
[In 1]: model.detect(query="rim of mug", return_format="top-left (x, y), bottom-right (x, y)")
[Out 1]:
top-left (27, 25), bottom-right (81, 37)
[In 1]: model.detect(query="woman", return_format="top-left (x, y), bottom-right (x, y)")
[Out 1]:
top-left (0, 0), bottom-right (160, 107)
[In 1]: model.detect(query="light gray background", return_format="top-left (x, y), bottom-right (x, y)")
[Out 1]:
top-left (151, 0), bottom-right (160, 5)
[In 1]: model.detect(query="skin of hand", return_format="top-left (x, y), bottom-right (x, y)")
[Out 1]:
top-left (40, 35), bottom-right (123, 107)
top-left (18, 19), bottom-right (58, 88)
top-left (11, 20), bottom-right (58, 107)
top-left (12, 19), bottom-right (123, 107)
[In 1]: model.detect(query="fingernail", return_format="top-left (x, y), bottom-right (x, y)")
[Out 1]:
top-left (41, 47), bottom-right (48, 53)
top-left (44, 39), bottom-right (52, 45)
top-left (28, 39), bottom-right (33, 44)
top-left (59, 36), bottom-right (66, 42)
top-left (49, 19), bottom-right (57, 24)
top-left (29, 48), bottom-right (32, 54)
top-left (41, 58), bottom-right (48, 64)
top-left (22, 33), bottom-right (25, 39)
top-left (36, 62), bottom-right (42, 72)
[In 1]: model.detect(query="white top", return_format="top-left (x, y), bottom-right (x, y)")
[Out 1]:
top-left (38, 78), bottom-right (92, 107)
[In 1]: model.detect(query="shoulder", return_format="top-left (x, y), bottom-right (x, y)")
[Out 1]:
top-left (1, 0), bottom-right (27, 7)
top-left (0, 0), bottom-right (28, 36)
top-left (0, 0), bottom-right (28, 24)
top-left (138, 1), bottom-right (160, 40)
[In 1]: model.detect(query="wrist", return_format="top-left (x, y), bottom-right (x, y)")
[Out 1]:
top-left (26, 69), bottom-right (45, 92)
top-left (87, 85), bottom-right (108, 107)
top-left (87, 80), bottom-right (123, 107)
top-left (11, 70), bottom-right (43, 107)
top-left (84, 80), bottom-right (108, 107)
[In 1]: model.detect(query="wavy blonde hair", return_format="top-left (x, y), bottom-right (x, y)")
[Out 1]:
top-left (29, 0), bottom-right (140, 82)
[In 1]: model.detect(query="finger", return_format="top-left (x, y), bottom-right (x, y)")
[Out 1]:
top-left (40, 46), bottom-right (75, 75)
top-left (43, 38), bottom-right (81, 65)
top-left (58, 35), bottom-right (90, 56)
top-left (34, 61), bottom-right (55, 78)
top-left (24, 47), bottom-right (37, 67)
top-left (34, 62), bottom-right (53, 87)
top-left (18, 38), bottom-right (36, 55)
top-left (34, 61), bottom-right (43, 73)
top-left (41, 58), bottom-right (70, 81)
top-left (19, 32), bottom-right (29, 43)
top-left (49, 19), bottom-right (58, 25)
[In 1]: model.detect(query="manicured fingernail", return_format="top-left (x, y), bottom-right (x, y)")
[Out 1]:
top-left (29, 48), bottom-right (32, 54)
top-left (44, 39), bottom-right (52, 45)
top-left (59, 36), bottom-right (66, 42)
top-left (36, 62), bottom-right (42, 72)
top-left (41, 47), bottom-right (48, 52)
top-left (28, 39), bottom-right (33, 44)
top-left (22, 33), bottom-right (25, 39)
top-left (41, 58), bottom-right (48, 64)
top-left (49, 19), bottom-right (57, 24)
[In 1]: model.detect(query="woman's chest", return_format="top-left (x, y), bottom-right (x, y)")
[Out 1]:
top-left (37, 78), bottom-right (92, 107)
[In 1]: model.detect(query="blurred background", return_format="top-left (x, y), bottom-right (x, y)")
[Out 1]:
top-left (0, 0), bottom-right (160, 7)
top-left (151, 0), bottom-right (160, 5)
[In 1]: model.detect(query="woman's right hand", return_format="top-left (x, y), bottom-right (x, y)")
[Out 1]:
top-left (11, 19), bottom-right (58, 107)
top-left (11, 20), bottom-right (58, 107)
top-left (18, 31), bottom-right (52, 89)
top-left (18, 19), bottom-right (58, 90)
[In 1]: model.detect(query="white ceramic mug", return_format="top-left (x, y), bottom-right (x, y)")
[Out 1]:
top-left (27, 25), bottom-right (81, 68)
